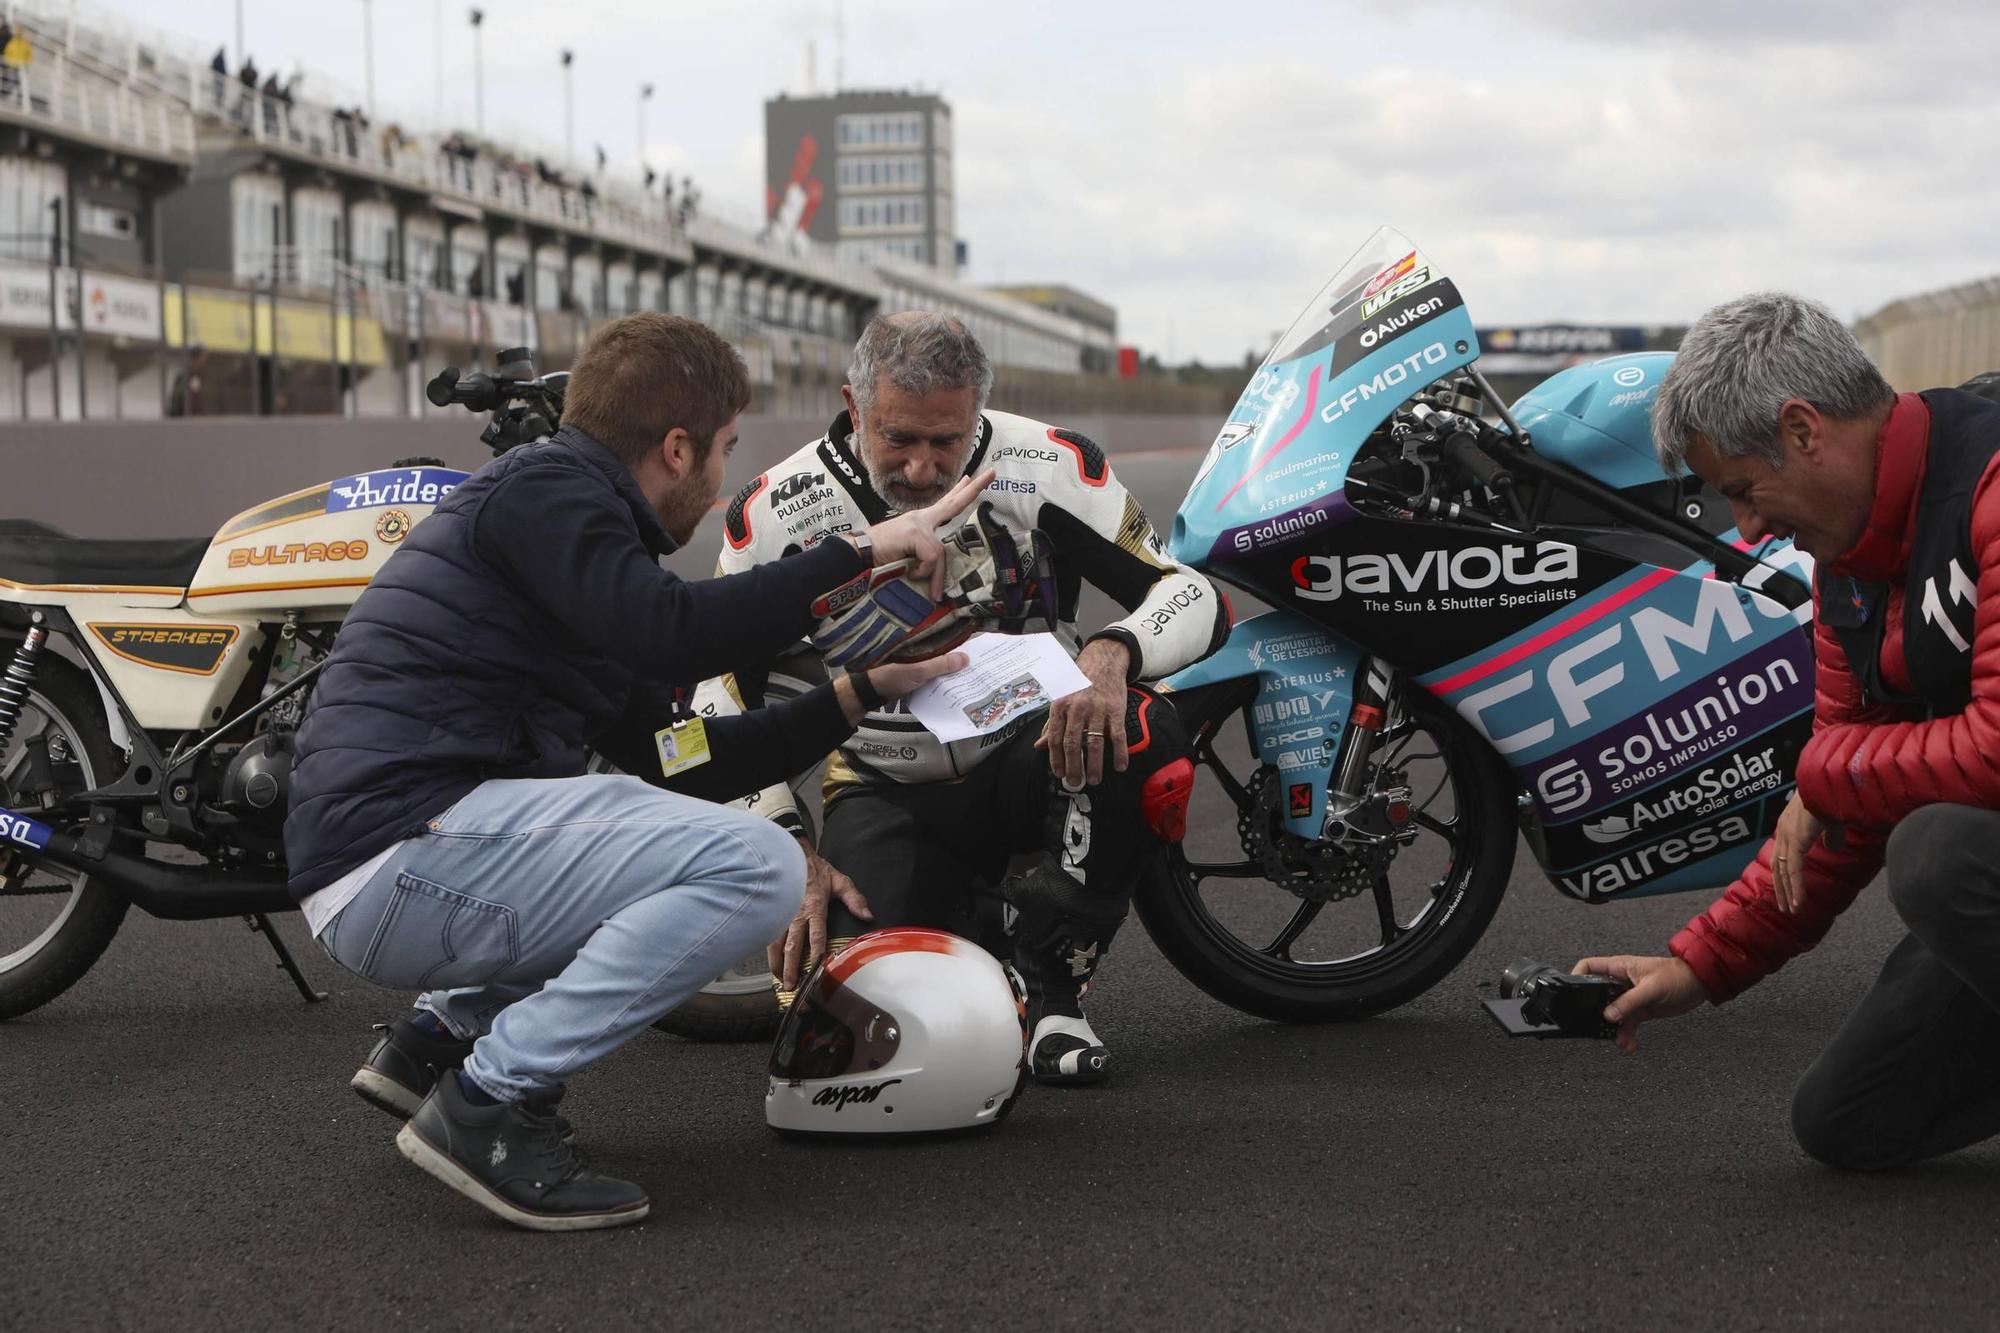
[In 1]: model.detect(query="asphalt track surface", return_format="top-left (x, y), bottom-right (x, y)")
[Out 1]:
top-left (7, 452), bottom-right (1996, 1332)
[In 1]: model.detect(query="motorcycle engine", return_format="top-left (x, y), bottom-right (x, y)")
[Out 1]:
top-left (219, 732), bottom-right (293, 829)
top-left (207, 628), bottom-right (321, 854)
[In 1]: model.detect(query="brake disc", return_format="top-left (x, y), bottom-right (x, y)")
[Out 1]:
top-left (1238, 767), bottom-right (1406, 905)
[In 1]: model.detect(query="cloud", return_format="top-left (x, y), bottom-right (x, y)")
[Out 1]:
top-left (105, 0), bottom-right (2000, 363)
top-left (952, 5), bottom-right (2000, 360)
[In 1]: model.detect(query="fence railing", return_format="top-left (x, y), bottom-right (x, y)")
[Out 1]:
top-left (1854, 275), bottom-right (2000, 392)
top-left (0, 47), bottom-right (195, 161)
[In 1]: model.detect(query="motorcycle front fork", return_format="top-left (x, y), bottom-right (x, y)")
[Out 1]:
top-left (1322, 658), bottom-right (1411, 842)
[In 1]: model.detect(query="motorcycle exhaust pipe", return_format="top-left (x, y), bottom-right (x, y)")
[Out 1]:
top-left (1, 805), bottom-right (293, 921)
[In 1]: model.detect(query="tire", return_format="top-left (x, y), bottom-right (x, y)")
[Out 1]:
top-left (650, 659), bottom-right (827, 1044)
top-left (0, 644), bottom-right (129, 1020)
top-left (1134, 679), bottom-right (1515, 1023)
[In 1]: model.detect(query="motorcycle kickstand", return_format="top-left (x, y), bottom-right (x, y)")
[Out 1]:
top-left (244, 913), bottom-right (328, 1003)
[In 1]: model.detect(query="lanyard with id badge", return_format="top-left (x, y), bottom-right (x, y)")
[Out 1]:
top-left (654, 690), bottom-right (712, 780)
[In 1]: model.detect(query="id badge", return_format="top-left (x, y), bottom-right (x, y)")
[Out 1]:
top-left (653, 717), bottom-right (712, 778)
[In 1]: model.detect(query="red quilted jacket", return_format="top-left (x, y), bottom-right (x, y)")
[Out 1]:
top-left (1670, 393), bottom-right (2000, 1001)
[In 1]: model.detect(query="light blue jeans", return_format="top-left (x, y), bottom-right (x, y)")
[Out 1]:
top-left (317, 774), bottom-right (804, 1102)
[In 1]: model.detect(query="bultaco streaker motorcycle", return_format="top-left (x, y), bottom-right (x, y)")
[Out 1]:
top-left (0, 356), bottom-right (784, 1035)
top-left (1126, 227), bottom-right (1819, 1021)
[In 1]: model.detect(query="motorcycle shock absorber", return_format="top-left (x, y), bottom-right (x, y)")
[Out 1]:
top-left (1326, 657), bottom-right (1399, 821)
top-left (0, 615), bottom-right (49, 759)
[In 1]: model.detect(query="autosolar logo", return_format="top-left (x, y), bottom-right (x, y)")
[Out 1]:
top-left (325, 468), bottom-right (470, 513)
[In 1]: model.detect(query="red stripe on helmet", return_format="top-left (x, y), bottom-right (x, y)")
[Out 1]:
top-left (826, 927), bottom-right (964, 982)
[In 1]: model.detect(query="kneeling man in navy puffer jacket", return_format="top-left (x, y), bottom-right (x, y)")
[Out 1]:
top-left (1579, 292), bottom-right (2000, 1171)
top-left (286, 314), bottom-right (987, 1230)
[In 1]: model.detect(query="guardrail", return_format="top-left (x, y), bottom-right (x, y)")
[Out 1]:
top-left (0, 48), bottom-right (195, 162)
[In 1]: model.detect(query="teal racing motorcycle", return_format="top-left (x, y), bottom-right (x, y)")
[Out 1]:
top-left (1133, 227), bottom-right (1815, 1022)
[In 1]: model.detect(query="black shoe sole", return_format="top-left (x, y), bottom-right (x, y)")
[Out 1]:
top-left (394, 1123), bottom-right (649, 1233)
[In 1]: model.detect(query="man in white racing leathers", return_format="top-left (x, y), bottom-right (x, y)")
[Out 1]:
top-left (696, 312), bottom-right (1228, 1083)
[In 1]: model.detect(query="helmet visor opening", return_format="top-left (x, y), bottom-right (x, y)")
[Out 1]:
top-left (769, 955), bottom-right (904, 1082)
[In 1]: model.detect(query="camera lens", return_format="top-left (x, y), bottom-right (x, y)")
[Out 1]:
top-left (1499, 957), bottom-right (1559, 1000)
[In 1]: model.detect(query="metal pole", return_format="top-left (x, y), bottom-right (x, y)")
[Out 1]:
top-left (432, 0), bottom-right (442, 128)
top-left (154, 208), bottom-right (169, 416)
top-left (331, 275), bottom-right (344, 417)
top-left (638, 83), bottom-right (652, 169)
top-left (179, 281), bottom-right (191, 419)
top-left (45, 263), bottom-right (59, 421)
top-left (73, 263), bottom-right (86, 420)
top-left (470, 9), bottom-right (484, 137)
top-left (561, 50), bottom-right (575, 169)
top-left (362, 0), bottom-right (375, 119)
top-left (234, 0), bottom-right (245, 71)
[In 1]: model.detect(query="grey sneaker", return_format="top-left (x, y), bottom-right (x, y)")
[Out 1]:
top-left (351, 1017), bottom-right (474, 1120)
top-left (395, 1075), bottom-right (648, 1232)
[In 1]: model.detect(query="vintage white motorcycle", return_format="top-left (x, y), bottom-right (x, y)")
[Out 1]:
top-left (0, 355), bottom-right (774, 1037)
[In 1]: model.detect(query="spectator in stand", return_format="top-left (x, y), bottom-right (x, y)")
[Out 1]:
top-left (168, 345), bottom-right (208, 418)
top-left (2, 25), bottom-right (32, 101)
top-left (206, 46), bottom-right (228, 111)
top-left (0, 24), bottom-right (15, 100)
top-left (236, 58), bottom-right (258, 127)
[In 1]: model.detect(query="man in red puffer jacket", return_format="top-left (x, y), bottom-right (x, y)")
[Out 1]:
top-left (1577, 291), bottom-right (2000, 1171)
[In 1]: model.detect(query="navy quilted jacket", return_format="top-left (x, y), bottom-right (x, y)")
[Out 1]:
top-left (284, 426), bottom-right (863, 898)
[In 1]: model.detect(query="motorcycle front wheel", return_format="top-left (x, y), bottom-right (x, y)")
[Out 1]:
top-left (1135, 679), bottom-right (1515, 1023)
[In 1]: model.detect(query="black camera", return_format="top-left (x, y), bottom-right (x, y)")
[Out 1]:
top-left (1481, 958), bottom-right (1629, 1039)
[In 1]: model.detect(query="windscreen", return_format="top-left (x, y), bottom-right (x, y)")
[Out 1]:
top-left (1171, 227), bottom-right (1480, 566)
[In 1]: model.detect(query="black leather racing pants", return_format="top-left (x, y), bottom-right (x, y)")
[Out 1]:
top-left (819, 686), bottom-right (1190, 1023)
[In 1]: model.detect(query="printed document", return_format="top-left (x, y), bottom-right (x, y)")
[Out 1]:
top-left (902, 632), bottom-right (1090, 742)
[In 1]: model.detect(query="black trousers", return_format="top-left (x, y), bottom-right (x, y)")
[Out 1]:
top-left (818, 686), bottom-right (1187, 953)
top-left (1791, 803), bottom-right (2000, 1170)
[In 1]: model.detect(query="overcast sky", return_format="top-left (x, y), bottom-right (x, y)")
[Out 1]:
top-left (80, 0), bottom-right (2000, 363)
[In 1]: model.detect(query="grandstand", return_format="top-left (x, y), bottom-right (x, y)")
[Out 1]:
top-left (0, 1), bottom-right (1146, 421)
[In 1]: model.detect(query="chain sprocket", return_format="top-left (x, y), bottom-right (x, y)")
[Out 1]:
top-left (1238, 767), bottom-right (1403, 904)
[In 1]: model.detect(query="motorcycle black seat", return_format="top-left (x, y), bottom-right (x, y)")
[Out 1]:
top-left (0, 520), bottom-right (211, 591)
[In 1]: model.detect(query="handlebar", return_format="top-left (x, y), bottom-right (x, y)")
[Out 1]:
top-left (1441, 428), bottom-right (1513, 492)
top-left (425, 365), bottom-right (569, 414)
top-left (425, 348), bottom-right (569, 455)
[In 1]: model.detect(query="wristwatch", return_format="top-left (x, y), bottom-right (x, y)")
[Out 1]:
top-left (847, 531), bottom-right (875, 565)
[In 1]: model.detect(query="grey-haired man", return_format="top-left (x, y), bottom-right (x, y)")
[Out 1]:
top-left (1578, 292), bottom-right (2000, 1171)
top-left (698, 312), bottom-right (1228, 1084)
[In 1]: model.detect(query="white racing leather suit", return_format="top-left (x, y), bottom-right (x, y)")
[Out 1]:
top-left (693, 408), bottom-right (1227, 1079)
top-left (695, 409), bottom-right (1225, 818)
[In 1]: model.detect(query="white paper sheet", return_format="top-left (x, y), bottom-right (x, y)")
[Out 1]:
top-left (901, 632), bottom-right (1091, 743)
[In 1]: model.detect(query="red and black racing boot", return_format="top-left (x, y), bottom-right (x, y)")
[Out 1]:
top-left (1003, 858), bottom-right (1122, 1087)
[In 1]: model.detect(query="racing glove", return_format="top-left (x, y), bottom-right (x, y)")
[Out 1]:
top-left (808, 502), bottom-right (1057, 670)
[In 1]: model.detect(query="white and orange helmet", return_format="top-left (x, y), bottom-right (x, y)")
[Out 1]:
top-left (766, 928), bottom-right (1028, 1135)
